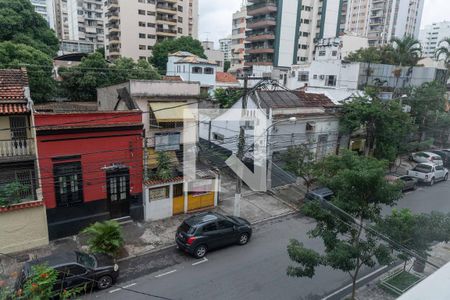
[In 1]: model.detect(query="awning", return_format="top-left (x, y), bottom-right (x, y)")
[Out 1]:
top-left (149, 102), bottom-right (195, 122)
top-left (147, 148), bottom-right (179, 169)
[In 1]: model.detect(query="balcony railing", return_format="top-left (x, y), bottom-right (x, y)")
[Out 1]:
top-left (0, 139), bottom-right (34, 158)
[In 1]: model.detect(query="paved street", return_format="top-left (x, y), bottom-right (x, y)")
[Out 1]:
top-left (86, 180), bottom-right (450, 300)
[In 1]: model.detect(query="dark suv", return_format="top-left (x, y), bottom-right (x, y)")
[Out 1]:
top-left (15, 251), bottom-right (119, 295)
top-left (176, 212), bottom-right (252, 258)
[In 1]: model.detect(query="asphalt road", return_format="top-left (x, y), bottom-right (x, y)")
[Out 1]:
top-left (87, 180), bottom-right (450, 300)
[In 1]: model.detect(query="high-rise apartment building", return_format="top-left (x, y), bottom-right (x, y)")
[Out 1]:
top-left (343, 0), bottom-right (424, 46)
top-left (104, 0), bottom-right (199, 61)
top-left (229, 4), bottom-right (247, 74)
top-left (419, 22), bottom-right (450, 58)
top-left (54, 0), bottom-right (104, 54)
top-left (245, 0), bottom-right (341, 70)
top-left (30, 0), bottom-right (55, 29)
top-left (219, 37), bottom-right (232, 62)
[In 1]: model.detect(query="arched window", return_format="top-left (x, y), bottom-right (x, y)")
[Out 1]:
top-left (192, 67), bottom-right (202, 74)
top-left (204, 67), bottom-right (214, 74)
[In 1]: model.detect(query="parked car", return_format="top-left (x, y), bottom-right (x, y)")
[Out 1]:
top-left (176, 212), bottom-right (252, 258)
top-left (304, 187), bottom-right (334, 202)
top-left (407, 163), bottom-right (448, 186)
top-left (410, 152), bottom-right (444, 166)
top-left (430, 150), bottom-right (450, 167)
top-left (15, 251), bottom-right (119, 295)
top-left (385, 175), bottom-right (418, 192)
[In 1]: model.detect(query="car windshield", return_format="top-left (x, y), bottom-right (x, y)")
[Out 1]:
top-left (76, 252), bottom-right (96, 269)
top-left (323, 194), bottom-right (333, 201)
top-left (179, 221), bottom-right (195, 234)
top-left (416, 152), bottom-right (429, 157)
top-left (414, 164), bottom-right (433, 173)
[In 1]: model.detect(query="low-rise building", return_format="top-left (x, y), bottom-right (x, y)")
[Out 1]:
top-left (202, 41), bottom-right (225, 72)
top-left (0, 69), bottom-right (48, 253)
top-left (34, 104), bottom-right (144, 239)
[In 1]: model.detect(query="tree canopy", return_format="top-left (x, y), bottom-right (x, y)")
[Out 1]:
top-left (346, 45), bottom-right (396, 65)
top-left (0, 0), bottom-right (59, 56)
top-left (435, 38), bottom-right (450, 65)
top-left (150, 36), bottom-right (206, 73)
top-left (213, 88), bottom-right (242, 108)
top-left (59, 53), bottom-right (160, 101)
top-left (287, 151), bottom-right (402, 300)
top-left (0, 41), bottom-right (54, 103)
top-left (282, 144), bottom-right (316, 191)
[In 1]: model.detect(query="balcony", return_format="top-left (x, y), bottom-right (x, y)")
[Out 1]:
top-left (246, 32), bottom-right (275, 42)
top-left (247, 1), bottom-right (277, 16)
top-left (106, 0), bottom-right (119, 9)
top-left (0, 139), bottom-right (34, 161)
top-left (247, 17), bottom-right (277, 29)
top-left (156, 16), bottom-right (177, 24)
top-left (244, 61), bottom-right (273, 67)
top-left (157, 28), bottom-right (177, 36)
top-left (156, 4), bottom-right (177, 15)
top-left (246, 47), bottom-right (274, 54)
top-left (106, 11), bottom-right (119, 20)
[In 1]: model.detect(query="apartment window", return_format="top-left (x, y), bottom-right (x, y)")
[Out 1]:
top-left (147, 11), bottom-right (156, 16)
top-left (178, 5), bottom-right (183, 12)
top-left (178, 16), bottom-right (183, 22)
top-left (303, 19), bottom-right (310, 24)
top-left (332, 51), bottom-right (338, 56)
top-left (313, 75), bottom-right (318, 79)
top-left (147, 23), bottom-right (155, 27)
top-left (147, 45), bottom-right (153, 50)
top-left (138, 0), bottom-right (145, 2)
top-left (302, 32), bottom-right (309, 37)
top-left (139, 45), bottom-right (146, 50)
top-left (147, 34), bottom-right (156, 39)
top-left (204, 67), bottom-right (214, 74)
top-left (147, 0), bottom-right (156, 4)
top-left (325, 75), bottom-right (337, 86)
top-left (54, 162), bottom-right (83, 207)
top-left (299, 44), bottom-right (308, 49)
top-left (213, 133), bottom-right (224, 142)
top-left (138, 9), bottom-right (145, 15)
top-left (297, 71), bottom-right (309, 82)
top-left (139, 33), bottom-right (146, 38)
top-left (306, 122), bottom-right (315, 133)
top-left (139, 21), bottom-right (146, 27)
top-left (192, 67), bottom-right (202, 74)
top-left (155, 132), bottom-right (181, 151)
top-left (318, 50), bottom-right (326, 56)
top-left (139, 56), bottom-right (147, 60)
top-left (178, 27), bottom-right (183, 34)
top-left (300, 57), bottom-right (307, 62)
top-left (9, 116), bottom-right (27, 140)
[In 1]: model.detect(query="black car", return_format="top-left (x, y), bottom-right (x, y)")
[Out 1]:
top-left (15, 251), bottom-right (119, 295)
top-left (305, 187), bottom-right (334, 202)
top-left (176, 212), bottom-right (252, 258)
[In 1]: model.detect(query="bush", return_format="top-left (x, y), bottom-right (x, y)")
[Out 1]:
top-left (82, 220), bottom-right (124, 257)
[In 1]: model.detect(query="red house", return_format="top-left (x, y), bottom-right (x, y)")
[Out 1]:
top-left (34, 105), bottom-right (143, 239)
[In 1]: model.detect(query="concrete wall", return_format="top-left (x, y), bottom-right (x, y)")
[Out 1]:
top-left (144, 183), bottom-right (174, 221)
top-left (276, 0), bottom-right (299, 67)
top-left (97, 82), bottom-right (130, 111)
top-left (322, 0), bottom-right (341, 38)
top-left (0, 203), bottom-right (49, 254)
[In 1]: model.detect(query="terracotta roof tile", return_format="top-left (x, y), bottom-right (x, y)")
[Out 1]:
top-left (163, 75), bottom-right (183, 82)
top-left (255, 90), bottom-right (335, 109)
top-left (0, 103), bottom-right (29, 115)
top-left (144, 176), bottom-right (184, 186)
top-left (216, 72), bottom-right (239, 83)
top-left (0, 69), bottom-right (29, 102)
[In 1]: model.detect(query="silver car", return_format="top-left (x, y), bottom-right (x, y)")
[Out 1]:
top-left (410, 151), bottom-right (443, 166)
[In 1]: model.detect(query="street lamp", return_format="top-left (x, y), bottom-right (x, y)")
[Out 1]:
top-left (233, 116), bottom-right (297, 217)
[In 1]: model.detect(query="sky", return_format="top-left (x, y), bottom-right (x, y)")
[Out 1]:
top-left (198, 0), bottom-right (450, 49)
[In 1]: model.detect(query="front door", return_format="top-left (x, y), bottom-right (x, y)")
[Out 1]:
top-left (107, 168), bottom-right (130, 219)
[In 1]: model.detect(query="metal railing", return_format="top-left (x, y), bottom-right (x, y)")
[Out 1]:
top-left (0, 139), bottom-right (34, 158)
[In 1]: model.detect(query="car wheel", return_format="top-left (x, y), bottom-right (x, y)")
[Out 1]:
top-left (445, 174), bottom-right (448, 181)
top-left (429, 178), bottom-right (435, 186)
top-left (193, 245), bottom-right (207, 258)
top-left (238, 233), bottom-right (250, 245)
top-left (97, 275), bottom-right (113, 290)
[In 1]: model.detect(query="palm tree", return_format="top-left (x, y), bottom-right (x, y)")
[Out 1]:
top-left (390, 36), bottom-right (422, 66)
top-left (435, 37), bottom-right (450, 65)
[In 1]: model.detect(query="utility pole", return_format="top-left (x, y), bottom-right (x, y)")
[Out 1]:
top-left (234, 75), bottom-right (248, 217)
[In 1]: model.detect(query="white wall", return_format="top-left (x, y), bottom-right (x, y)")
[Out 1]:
top-left (144, 184), bottom-right (174, 221)
top-left (276, 0), bottom-right (299, 67)
top-left (322, 0), bottom-right (340, 38)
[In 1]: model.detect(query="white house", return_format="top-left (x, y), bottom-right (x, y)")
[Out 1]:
top-left (166, 51), bottom-right (218, 91)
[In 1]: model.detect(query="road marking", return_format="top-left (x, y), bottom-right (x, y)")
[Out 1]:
top-left (321, 266), bottom-right (388, 300)
top-left (108, 283), bottom-right (137, 293)
top-left (108, 288), bottom-right (121, 294)
top-left (192, 257), bottom-right (208, 266)
top-left (155, 269), bottom-right (177, 278)
top-left (123, 283), bottom-right (137, 288)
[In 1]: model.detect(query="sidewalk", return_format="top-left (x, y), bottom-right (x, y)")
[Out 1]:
top-left (0, 187), bottom-right (297, 288)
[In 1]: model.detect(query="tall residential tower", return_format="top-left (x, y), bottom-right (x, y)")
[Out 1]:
top-left (230, 4), bottom-right (247, 74)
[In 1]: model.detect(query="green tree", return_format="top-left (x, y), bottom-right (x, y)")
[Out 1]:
top-left (0, 41), bottom-right (55, 102)
top-left (405, 81), bottom-right (447, 141)
top-left (435, 37), bottom-right (450, 66)
top-left (224, 61), bottom-right (231, 72)
top-left (156, 151), bottom-right (173, 180)
top-left (82, 220), bottom-right (124, 257)
top-left (340, 89), bottom-right (414, 161)
top-left (213, 88), bottom-right (242, 108)
top-left (345, 46), bottom-right (395, 65)
top-left (287, 151), bottom-right (402, 300)
top-left (60, 53), bottom-right (160, 101)
top-left (390, 36), bottom-right (422, 67)
top-left (281, 144), bottom-right (316, 192)
top-left (0, 0), bottom-right (59, 56)
top-left (0, 180), bottom-right (30, 206)
top-left (377, 209), bottom-right (450, 270)
top-left (150, 36), bottom-right (206, 73)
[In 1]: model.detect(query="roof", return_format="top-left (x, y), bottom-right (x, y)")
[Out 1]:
top-left (0, 103), bottom-right (29, 115)
top-left (149, 102), bottom-right (195, 122)
top-left (163, 75), bottom-right (183, 81)
top-left (170, 51), bottom-right (196, 57)
top-left (216, 72), bottom-right (239, 83)
top-left (254, 90), bottom-right (335, 110)
top-left (34, 102), bottom-right (98, 113)
top-left (36, 122), bottom-right (142, 131)
top-left (175, 56), bottom-right (217, 66)
top-left (0, 69), bottom-right (29, 102)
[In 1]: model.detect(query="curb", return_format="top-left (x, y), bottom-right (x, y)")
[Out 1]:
top-left (117, 211), bottom-right (299, 263)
